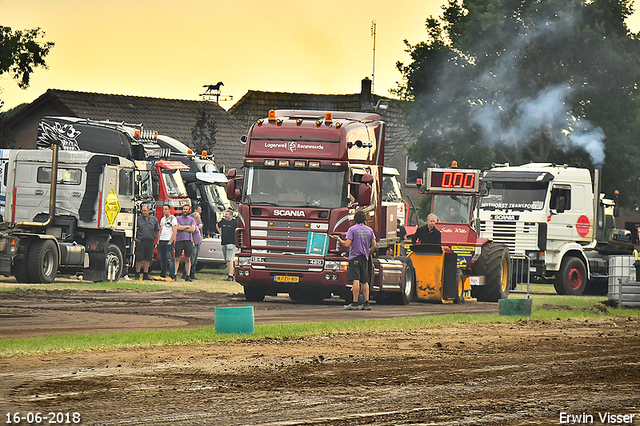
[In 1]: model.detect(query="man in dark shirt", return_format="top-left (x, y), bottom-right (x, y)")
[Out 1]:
top-left (411, 213), bottom-right (441, 245)
top-left (134, 204), bottom-right (160, 280)
top-left (397, 219), bottom-right (407, 240)
top-left (217, 209), bottom-right (238, 281)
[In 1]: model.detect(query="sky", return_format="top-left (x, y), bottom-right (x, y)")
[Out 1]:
top-left (2, 0), bottom-right (640, 113)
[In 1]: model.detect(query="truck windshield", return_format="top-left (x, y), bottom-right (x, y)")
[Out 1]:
top-left (382, 174), bottom-right (403, 202)
top-left (162, 170), bottom-right (188, 198)
top-left (204, 183), bottom-right (232, 211)
top-left (244, 168), bottom-right (348, 208)
top-left (432, 194), bottom-right (472, 224)
top-left (480, 182), bottom-right (548, 211)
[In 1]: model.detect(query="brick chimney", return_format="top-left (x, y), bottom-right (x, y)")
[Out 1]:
top-left (360, 77), bottom-right (375, 112)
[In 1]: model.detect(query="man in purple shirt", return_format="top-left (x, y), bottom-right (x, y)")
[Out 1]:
top-left (331, 210), bottom-right (377, 310)
top-left (174, 204), bottom-right (196, 281)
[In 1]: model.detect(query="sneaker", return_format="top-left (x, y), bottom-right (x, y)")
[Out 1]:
top-left (185, 276), bottom-right (192, 282)
top-left (166, 277), bottom-right (175, 282)
top-left (134, 273), bottom-right (140, 280)
top-left (143, 274), bottom-right (152, 281)
top-left (344, 303), bottom-right (362, 310)
top-left (189, 275), bottom-right (197, 280)
top-left (153, 276), bottom-right (165, 281)
top-left (182, 273), bottom-right (187, 280)
top-left (362, 301), bottom-right (372, 311)
top-left (226, 276), bottom-right (234, 282)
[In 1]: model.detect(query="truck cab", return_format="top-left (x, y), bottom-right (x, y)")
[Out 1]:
top-left (479, 163), bottom-right (596, 294)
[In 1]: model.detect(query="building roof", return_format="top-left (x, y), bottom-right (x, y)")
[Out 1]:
top-left (2, 89), bottom-right (248, 170)
top-left (228, 87), bottom-right (415, 164)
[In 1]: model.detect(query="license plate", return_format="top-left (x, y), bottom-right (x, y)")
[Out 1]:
top-left (274, 276), bottom-right (299, 283)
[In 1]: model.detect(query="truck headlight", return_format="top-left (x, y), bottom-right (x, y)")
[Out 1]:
top-left (238, 257), bottom-right (251, 266)
top-left (325, 261), bottom-right (348, 271)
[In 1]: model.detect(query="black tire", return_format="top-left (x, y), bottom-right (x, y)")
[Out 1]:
top-left (454, 269), bottom-right (465, 304)
top-left (106, 244), bottom-right (124, 282)
top-left (554, 256), bottom-right (587, 295)
top-left (398, 256), bottom-right (415, 305)
top-left (28, 239), bottom-right (58, 283)
top-left (244, 284), bottom-right (266, 302)
top-left (472, 243), bottom-right (510, 302)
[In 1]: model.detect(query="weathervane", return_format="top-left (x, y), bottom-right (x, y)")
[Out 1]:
top-left (200, 82), bottom-right (233, 103)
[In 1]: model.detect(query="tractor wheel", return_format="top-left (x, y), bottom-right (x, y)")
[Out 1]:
top-left (106, 244), bottom-right (124, 282)
top-left (27, 239), bottom-right (58, 283)
top-left (472, 243), bottom-right (510, 302)
top-left (244, 284), bottom-right (266, 302)
top-left (554, 256), bottom-right (587, 295)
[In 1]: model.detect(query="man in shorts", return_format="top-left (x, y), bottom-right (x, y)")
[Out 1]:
top-left (175, 204), bottom-right (196, 281)
top-left (217, 209), bottom-right (237, 281)
top-left (134, 204), bottom-right (159, 281)
top-left (330, 210), bottom-right (377, 310)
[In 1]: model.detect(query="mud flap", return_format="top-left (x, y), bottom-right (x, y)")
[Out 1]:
top-left (442, 252), bottom-right (459, 300)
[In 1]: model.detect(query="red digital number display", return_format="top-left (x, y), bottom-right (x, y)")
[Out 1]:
top-left (427, 169), bottom-right (479, 192)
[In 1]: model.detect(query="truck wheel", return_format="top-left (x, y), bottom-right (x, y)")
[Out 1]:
top-left (472, 243), bottom-right (510, 302)
top-left (106, 244), bottom-right (123, 282)
top-left (391, 256), bottom-right (415, 305)
top-left (554, 256), bottom-right (587, 295)
top-left (244, 284), bottom-right (266, 302)
top-left (28, 239), bottom-right (58, 283)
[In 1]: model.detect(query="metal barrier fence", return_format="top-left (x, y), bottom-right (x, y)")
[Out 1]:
top-left (510, 254), bottom-right (530, 296)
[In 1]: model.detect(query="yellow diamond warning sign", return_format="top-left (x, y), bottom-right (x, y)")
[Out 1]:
top-left (104, 187), bottom-right (120, 227)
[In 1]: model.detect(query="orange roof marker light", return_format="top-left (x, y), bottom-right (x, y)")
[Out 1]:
top-left (268, 110), bottom-right (276, 123)
top-left (451, 160), bottom-right (458, 168)
top-left (325, 112), bottom-right (333, 125)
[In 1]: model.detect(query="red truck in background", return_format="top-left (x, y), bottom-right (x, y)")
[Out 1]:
top-left (226, 110), bottom-right (412, 303)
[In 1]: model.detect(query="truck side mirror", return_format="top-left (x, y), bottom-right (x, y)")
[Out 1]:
top-left (227, 168), bottom-right (237, 179)
top-left (227, 178), bottom-right (244, 202)
top-left (357, 183), bottom-right (372, 205)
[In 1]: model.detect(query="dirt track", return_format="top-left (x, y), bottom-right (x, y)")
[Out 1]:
top-left (1, 288), bottom-right (639, 425)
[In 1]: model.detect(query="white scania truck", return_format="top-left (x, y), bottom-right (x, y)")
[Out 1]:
top-left (478, 163), bottom-right (631, 295)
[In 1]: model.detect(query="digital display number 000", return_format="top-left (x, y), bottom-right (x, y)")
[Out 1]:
top-left (427, 169), bottom-right (479, 192)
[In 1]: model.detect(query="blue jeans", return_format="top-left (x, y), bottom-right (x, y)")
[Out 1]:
top-left (158, 240), bottom-right (176, 279)
top-left (190, 243), bottom-right (201, 277)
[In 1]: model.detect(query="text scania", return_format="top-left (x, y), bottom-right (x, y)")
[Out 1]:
top-left (274, 210), bottom-right (305, 217)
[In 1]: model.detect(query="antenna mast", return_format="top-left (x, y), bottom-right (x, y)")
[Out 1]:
top-left (371, 21), bottom-right (376, 94)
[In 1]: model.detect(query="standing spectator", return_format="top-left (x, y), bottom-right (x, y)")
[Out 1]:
top-left (154, 205), bottom-right (177, 282)
top-left (175, 204), bottom-right (196, 281)
top-left (189, 211), bottom-right (203, 280)
top-left (330, 210), bottom-right (377, 310)
top-left (397, 219), bottom-right (407, 241)
top-left (134, 204), bottom-right (160, 281)
top-left (217, 209), bottom-right (237, 281)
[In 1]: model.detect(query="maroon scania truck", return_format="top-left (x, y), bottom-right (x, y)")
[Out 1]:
top-left (226, 110), bottom-right (412, 303)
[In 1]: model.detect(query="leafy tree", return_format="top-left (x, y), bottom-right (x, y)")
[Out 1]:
top-left (0, 24), bottom-right (54, 107)
top-left (395, 0), bottom-right (640, 208)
